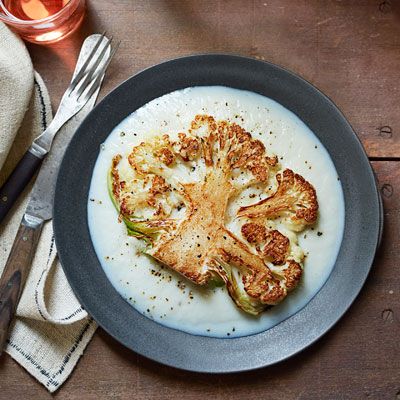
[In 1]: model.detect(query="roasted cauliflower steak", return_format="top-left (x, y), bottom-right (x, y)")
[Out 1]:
top-left (109, 114), bottom-right (318, 315)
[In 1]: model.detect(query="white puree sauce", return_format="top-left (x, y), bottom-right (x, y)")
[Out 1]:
top-left (88, 86), bottom-right (345, 338)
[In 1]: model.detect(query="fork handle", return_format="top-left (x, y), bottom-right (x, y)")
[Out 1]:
top-left (0, 148), bottom-right (44, 224)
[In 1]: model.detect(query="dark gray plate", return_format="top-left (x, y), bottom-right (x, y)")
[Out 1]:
top-left (54, 55), bottom-right (382, 372)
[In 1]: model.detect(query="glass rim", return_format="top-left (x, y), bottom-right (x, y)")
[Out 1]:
top-left (0, 0), bottom-right (81, 26)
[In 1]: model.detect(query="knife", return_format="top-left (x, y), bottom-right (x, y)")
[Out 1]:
top-left (0, 34), bottom-right (114, 354)
top-left (0, 32), bottom-right (117, 224)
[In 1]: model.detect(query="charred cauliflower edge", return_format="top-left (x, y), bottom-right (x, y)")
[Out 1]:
top-left (108, 114), bottom-right (318, 315)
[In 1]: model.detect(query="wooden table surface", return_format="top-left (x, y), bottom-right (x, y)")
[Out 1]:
top-left (1, 1), bottom-right (399, 398)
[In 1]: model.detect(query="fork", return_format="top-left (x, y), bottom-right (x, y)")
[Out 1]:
top-left (0, 33), bottom-right (119, 224)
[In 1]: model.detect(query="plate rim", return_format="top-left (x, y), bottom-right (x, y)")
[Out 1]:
top-left (54, 53), bottom-right (382, 373)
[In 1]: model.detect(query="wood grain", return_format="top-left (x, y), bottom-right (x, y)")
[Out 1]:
top-left (27, 0), bottom-right (400, 158)
top-left (0, 1), bottom-right (399, 399)
top-left (0, 218), bottom-right (43, 354)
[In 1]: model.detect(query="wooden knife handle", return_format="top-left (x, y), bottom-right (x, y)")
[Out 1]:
top-left (0, 148), bottom-right (44, 224)
top-left (0, 214), bottom-right (43, 354)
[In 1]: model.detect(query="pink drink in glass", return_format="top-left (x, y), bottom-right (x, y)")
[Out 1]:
top-left (0, 0), bottom-right (85, 44)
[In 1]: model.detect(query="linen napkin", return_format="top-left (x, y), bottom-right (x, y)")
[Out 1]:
top-left (0, 23), bottom-right (97, 392)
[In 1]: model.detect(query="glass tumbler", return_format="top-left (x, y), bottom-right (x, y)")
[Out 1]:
top-left (0, 0), bottom-right (85, 44)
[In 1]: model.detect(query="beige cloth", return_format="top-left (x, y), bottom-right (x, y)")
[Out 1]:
top-left (0, 23), bottom-right (97, 392)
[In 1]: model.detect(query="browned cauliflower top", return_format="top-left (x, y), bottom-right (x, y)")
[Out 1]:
top-left (108, 115), bottom-right (319, 315)
top-left (238, 168), bottom-right (318, 231)
top-left (241, 223), bottom-right (290, 265)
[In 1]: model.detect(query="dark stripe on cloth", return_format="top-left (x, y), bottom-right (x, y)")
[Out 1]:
top-left (34, 77), bottom-right (48, 131)
top-left (46, 318), bottom-right (94, 388)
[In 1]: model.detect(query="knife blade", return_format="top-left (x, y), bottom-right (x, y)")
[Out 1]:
top-left (0, 34), bottom-right (113, 354)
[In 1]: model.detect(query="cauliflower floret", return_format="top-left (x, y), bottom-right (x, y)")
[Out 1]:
top-left (108, 115), bottom-right (318, 315)
top-left (241, 222), bottom-right (289, 264)
top-left (240, 222), bottom-right (268, 245)
top-left (238, 168), bottom-right (318, 231)
top-left (110, 154), bottom-right (149, 216)
top-left (128, 135), bottom-right (176, 176)
top-left (282, 260), bottom-right (302, 291)
top-left (240, 222), bottom-right (303, 295)
top-left (173, 132), bottom-right (201, 161)
top-left (190, 114), bottom-right (279, 186)
top-left (109, 154), bottom-right (183, 233)
top-left (262, 229), bottom-right (289, 265)
top-left (148, 175), bottom-right (170, 205)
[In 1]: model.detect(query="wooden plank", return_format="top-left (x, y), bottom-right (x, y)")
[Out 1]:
top-left (0, 160), bottom-right (398, 399)
top-left (1, 1), bottom-right (399, 398)
top-left (26, 0), bottom-right (400, 157)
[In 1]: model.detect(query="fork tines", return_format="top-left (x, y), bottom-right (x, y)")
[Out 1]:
top-left (69, 33), bottom-right (118, 101)
top-left (70, 31), bottom-right (107, 91)
top-left (82, 41), bottom-right (121, 101)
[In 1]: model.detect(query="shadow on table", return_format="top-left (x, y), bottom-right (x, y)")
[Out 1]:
top-left (97, 316), bottom-right (330, 385)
